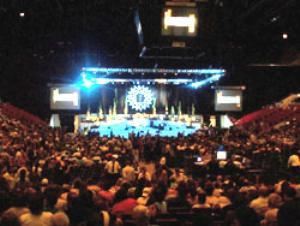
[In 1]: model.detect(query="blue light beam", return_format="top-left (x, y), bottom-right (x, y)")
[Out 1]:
top-left (190, 74), bottom-right (223, 89)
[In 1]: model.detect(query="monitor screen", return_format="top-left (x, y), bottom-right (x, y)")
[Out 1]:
top-left (162, 7), bottom-right (198, 37)
top-left (217, 151), bottom-right (227, 160)
top-left (197, 156), bottom-right (202, 162)
top-left (50, 86), bottom-right (80, 110)
top-left (215, 89), bottom-right (243, 112)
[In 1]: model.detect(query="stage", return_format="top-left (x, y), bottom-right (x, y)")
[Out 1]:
top-left (76, 114), bottom-right (203, 138)
top-left (49, 67), bottom-right (230, 134)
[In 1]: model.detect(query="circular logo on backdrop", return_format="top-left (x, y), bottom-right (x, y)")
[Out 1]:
top-left (126, 86), bottom-right (154, 111)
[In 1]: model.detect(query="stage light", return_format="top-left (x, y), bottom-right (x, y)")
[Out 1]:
top-left (83, 80), bottom-right (93, 88)
top-left (190, 74), bottom-right (223, 89)
top-left (19, 12), bottom-right (25, 17)
top-left (282, 33), bottom-right (288, 39)
top-left (95, 78), bottom-right (109, 85)
top-left (127, 86), bottom-right (155, 111)
top-left (81, 72), bottom-right (94, 88)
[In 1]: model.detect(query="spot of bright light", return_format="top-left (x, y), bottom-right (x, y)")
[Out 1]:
top-left (19, 12), bottom-right (25, 17)
top-left (83, 80), bottom-right (93, 88)
top-left (81, 72), bottom-right (93, 88)
top-left (282, 33), bottom-right (288, 39)
top-left (271, 17), bottom-right (278, 23)
top-left (96, 78), bottom-right (109, 85)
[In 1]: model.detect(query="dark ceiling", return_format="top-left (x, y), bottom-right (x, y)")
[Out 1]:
top-left (0, 0), bottom-right (299, 116)
top-left (0, 0), bottom-right (299, 69)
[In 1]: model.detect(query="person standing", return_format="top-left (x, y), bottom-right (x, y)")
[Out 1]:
top-left (105, 155), bottom-right (121, 186)
top-left (122, 161), bottom-right (136, 183)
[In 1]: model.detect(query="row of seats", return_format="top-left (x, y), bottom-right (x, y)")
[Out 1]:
top-left (122, 208), bottom-right (225, 226)
top-left (0, 103), bottom-right (47, 127)
top-left (235, 105), bottom-right (300, 132)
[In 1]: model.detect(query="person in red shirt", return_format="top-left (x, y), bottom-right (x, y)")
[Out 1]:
top-left (111, 183), bottom-right (137, 216)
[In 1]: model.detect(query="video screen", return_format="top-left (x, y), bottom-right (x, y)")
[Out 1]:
top-left (162, 7), bottom-right (198, 37)
top-left (217, 151), bottom-right (227, 160)
top-left (50, 86), bottom-right (80, 110)
top-left (80, 84), bottom-right (213, 115)
top-left (215, 89), bottom-right (242, 112)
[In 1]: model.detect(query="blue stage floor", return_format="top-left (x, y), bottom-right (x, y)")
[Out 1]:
top-left (89, 118), bottom-right (201, 138)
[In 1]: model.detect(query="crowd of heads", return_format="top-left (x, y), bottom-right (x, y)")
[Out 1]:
top-left (0, 110), bottom-right (300, 226)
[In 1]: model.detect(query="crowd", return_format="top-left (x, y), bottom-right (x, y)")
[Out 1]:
top-left (0, 109), bottom-right (300, 226)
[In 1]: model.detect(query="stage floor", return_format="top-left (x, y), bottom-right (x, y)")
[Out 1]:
top-left (87, 118), bottom-right (201, 138)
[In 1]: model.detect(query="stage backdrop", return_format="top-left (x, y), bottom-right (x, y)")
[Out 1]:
top-left (80, 84), bottom-right (215, 115)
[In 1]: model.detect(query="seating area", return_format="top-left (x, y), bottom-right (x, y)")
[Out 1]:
top-left (0, 104), bottom-right (300, 226)
top-left (0, 103), bottom-right (47, 127)
top-left (122, 208), bottom-right (224, 226)
top-left (235, 104), bottom-right (300, 133)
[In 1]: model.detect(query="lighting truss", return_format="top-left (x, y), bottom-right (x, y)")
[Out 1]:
top-left (80, 67), bottom-right (225, 87)
top-left (81, 67), bottom-right (225, 75)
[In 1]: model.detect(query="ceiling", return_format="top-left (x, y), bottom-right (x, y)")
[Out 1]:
top-left (0, 0), bottom-right (299, 116)
top-left (0, 0), bottom-right (299, 81)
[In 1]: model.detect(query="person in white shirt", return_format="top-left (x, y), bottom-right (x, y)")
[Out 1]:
top-left (105, 155), bottom-right (121, 175)
top-left (122, 161), bottom-right (136, 183)
top-left (105, 155), bottom-right (121, 185)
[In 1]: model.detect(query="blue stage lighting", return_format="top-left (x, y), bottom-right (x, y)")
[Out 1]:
top-left (83, 79), bottom-right (93, 88)
top-left (82, 67), bottom-right (225, 75)
top-left (81, 72), bottom-right (94, 88)
top-left (190, 80), bottom-right (206, 89)
top-left (190, 74), bottom-right (223, 89)
top-left (127, 86), bottom-right (154, 111)
top-left (96, 78), bottom-right (109, 85)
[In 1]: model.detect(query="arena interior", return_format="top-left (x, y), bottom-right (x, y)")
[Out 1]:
top-left (0, 1), bottom-right (300, 226)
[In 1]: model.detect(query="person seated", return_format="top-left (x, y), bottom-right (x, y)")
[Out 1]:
top-left (4, 190), bottom-right (29, 218)
top-left (192, 192), bottom-right (210, 209)
top-left (249, 185), bottom-right (270, 217)
top-left (132, 205), bottom-right (151, 226)
top-left (167, 181), bottom-right (191, 212)
top-left (111, 184), bottom-right (137, 216)
top-left (261, 193), bottom-right (282, 226)
top-left (277, 186), bottom-right (300, 226)
top-left (51, 212), bottom-right (70, 226)
top-left (19, 192), bottom-right (53, 226)
top-left (0, 211), bottom-right (21, 226)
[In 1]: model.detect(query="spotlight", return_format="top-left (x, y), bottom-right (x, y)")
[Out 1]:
top-left (81, 72), bottom-right (93, 88)
top-left (271, 17), bottom-right (278, 23)
top-left (19, 12), bottom-right (25, 17)
top-left (83, 80), bottom-right (93, 88)
top-left (282, 33), bottom-right (288, 39)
